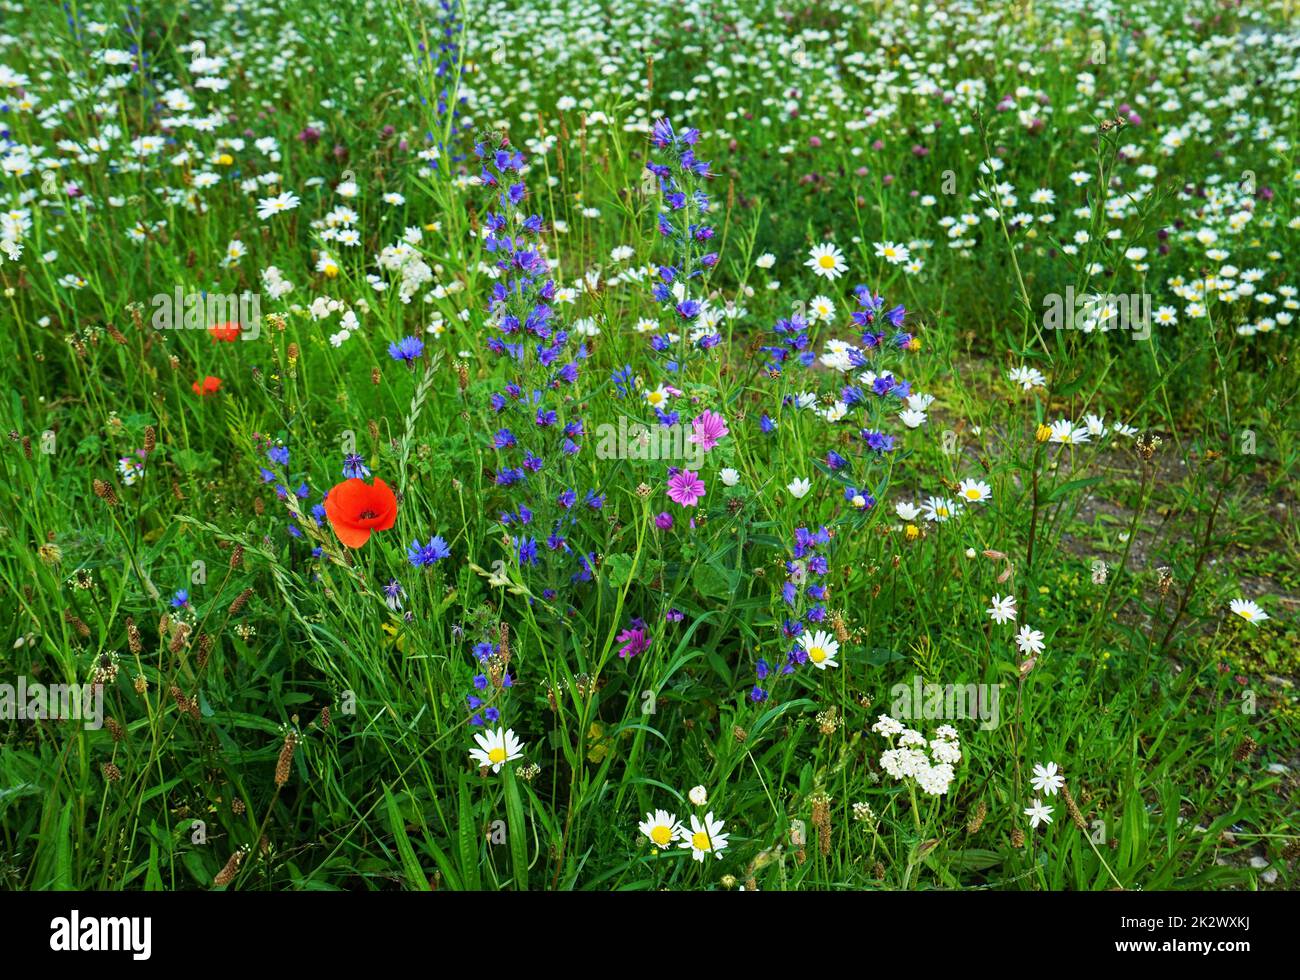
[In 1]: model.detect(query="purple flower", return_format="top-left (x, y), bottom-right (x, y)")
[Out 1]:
top-left (617, 624), bottom-right (651, 659)
top-left (688, 410), bottom-right (729, 452)
top-left (666, 470), bottom-right (706, 507)
top-left (342, 453), bottom-right (370, 479)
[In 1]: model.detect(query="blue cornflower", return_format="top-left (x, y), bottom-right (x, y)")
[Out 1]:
top-left (387, 336), bottom-right (425, 363)
top-left (407, 535), bottom-right (451, 566)
top-left (515, 536), bottom-right (538, 566)
top-left (383, 578), bottom-right (405, 611)
top-left (343, 453), bottom-right (370, 479)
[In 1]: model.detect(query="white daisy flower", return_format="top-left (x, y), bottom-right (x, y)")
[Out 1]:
top-left (638, 810), bottom-right (683, 849)
top-left (1229, 598), bottom-right (1269, 625)
top-left (799, 630), bottom-right (840, 670)
top-left (805, 242), bottom-right (847, 280)
top-left (680, 811), bottom-right (728, 861)
top-left (468, 727), bottom-right (525, 774)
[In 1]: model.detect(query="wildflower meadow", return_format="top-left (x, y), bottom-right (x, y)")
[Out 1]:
top-left (0, 0), bottom-right (1297, 908)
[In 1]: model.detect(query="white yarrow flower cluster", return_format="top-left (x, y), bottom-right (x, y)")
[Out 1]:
top-left (872, 714), bottom-right (961, 796)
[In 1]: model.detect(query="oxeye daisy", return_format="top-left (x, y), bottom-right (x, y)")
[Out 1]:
top-left (679, 811), bottom-right (728, 861)
top-left (873, 240), bottom-right (910, 265)
top-left (638, 810), bottom-right (683, 849)
top-left (799, 629), bottom-right (840, 669)
top-left (255, 190), bottom-right (300, 220)
top-left (805, 242), bottom-right (847, 280)
top-left (1228, 598), bottom-right (1269, 625)
top-left (807, 294), bottom-right (836, 321)
top-left (468, 727), bottom-right (524, 773)
top-left (922, 495), bottom-right (960, 522)
top-left (1048, 419), bottom-right (1090, 444)
top-left (957, 479), bottom-right (992, 504)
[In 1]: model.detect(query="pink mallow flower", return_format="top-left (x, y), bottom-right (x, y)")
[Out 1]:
top-left (666, 469), bottom-right (706, 507)
top-left (689, 411), bottom-right (729, 452)
top-left (617, 622), bottom-right (651, 659)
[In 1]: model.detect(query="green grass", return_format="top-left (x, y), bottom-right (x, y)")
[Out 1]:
top-left (0, 0), bottom-right (1296, 891)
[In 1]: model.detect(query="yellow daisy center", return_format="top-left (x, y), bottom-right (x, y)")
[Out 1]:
top-left (691, 831), bottom-right (711, 852)
top-left (488, 747), bottom-right (507, 764)
top-left (808, 646), bottom-right (826, 663)
top-left (964, 488), bottom-right (981, 500)
top-left (651, 825), bottom-right (673, 846)
top-left (818, 255), bottom-right (836, 268)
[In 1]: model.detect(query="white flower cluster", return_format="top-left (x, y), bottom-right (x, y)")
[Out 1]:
top-left (375, 235), bottom-right (433, 303)
top-left (872, 714), bottom-right (961, 796)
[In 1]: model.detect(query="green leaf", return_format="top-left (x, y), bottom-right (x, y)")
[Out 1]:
top-left (457, 778), bottom-right (482, 891)
top-left (503, 769), bottom-right (529, 891)
top-left (383, 786), bottom-right (431, 891)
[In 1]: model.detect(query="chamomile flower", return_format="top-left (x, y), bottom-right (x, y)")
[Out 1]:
top-left (468, 727), bottom-right (525, 773)
top-left (799, 630), bottom-right (840, 669)
top-left (874, 240), bottom-right (910, 265)
top-left (1048, 419), bottom-right (1090, 444)
top-left (956, 479), bottom-right (992, 504)
top-left (1228, 598), bottom-right (1269, 625)
top-left (805, 242), bottom-right (847, 280)
top-left (639, 810), bottom-right (683, 849)
top-left (256, 191), bottom-right (300, 220)
top-left (922, 496), bottom-right (960, 522)
top-left (680, 811), bottom-right (729, 861)
top-left (807, 294), bottom-right (836, 321)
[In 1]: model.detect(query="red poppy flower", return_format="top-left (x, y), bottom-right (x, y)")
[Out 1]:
top-left (192, 376), bottom-right (222, 396)
top-left (208, 321), bottom-right (242, 342)
top-left (323, 478), bottom-right (398, 548)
